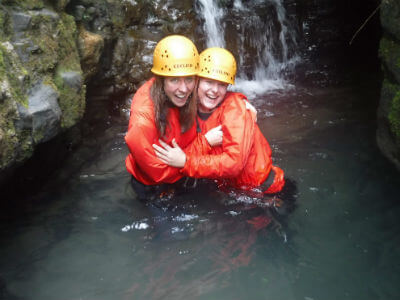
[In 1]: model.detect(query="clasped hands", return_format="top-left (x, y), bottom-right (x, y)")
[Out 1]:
top-left (152, 101), bottom-right (257, 167)
top-left (153, 125), bottom-right (223, 168)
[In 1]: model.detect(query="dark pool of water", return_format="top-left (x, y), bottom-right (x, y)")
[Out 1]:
top-left (1, 77), bottom-right (400, 300)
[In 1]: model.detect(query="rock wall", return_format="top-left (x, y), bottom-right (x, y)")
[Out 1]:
top-left (0, 0), bottom-right (85, 184)
top-left (1, 0), bottom-right (399, 188)
top-left (377, 0), bottom-right (400, 170)
top-left (67, 0), bottom-right (198, 95)
top-left (0, 0), bottom-right (197, 186)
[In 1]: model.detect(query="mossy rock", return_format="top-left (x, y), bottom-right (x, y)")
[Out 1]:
top-left (379, 79), bottom-right (400, 146)
top-left (54, 69), bottom-right (86, 129)
top-left (379, 37), bottom-right (400, 83)
top-left (55, 13), bottom-right (86, 129)
top-left (0, 45), bottom-right (32, 170)
top-left (52, 0), bottom-right (71, 12)
top-left (377, 79), bottom-right (400, 170)
top-left (1, 6), bottom-right (85, 172)
top-left (381, 0), bottom-right (400, 41)
top-left (2, 0), bottom-right (45, 10)
top-left (388, 83), bottom-right (400, 145)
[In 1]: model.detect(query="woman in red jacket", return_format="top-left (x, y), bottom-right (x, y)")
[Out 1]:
top-left (125, 35), bottom-right (221, 200)
top-left (153, 47), bottom-right (285, 197)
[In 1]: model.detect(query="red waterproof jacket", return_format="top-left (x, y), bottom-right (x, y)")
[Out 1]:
top-left (182, 92), bottom-right (285, 194)
top-left (125, 78), bottom-right (197, 185)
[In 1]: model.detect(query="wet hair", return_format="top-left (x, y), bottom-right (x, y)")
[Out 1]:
top-left (150, 75), bottom-right (198, 137)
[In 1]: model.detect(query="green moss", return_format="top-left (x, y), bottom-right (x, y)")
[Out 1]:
top-left (379, 37), bottom-right (400, 80)
top-left (0, 9), bottom-right (5, 41)
top-left (0, 8), bottom-right (13, 44)
top-left (54, 69), bottom-right (86, 129)
top-left (0, 66), bottom-right (17, 168)
top-left (111, 15), bottom-right (125, 33)
top-left (25, 18), bottom-right (59, 75)
top-left (0, 46), bottom-right (5, 79)
top-left (2, 0), bottom-right (45, 10)
top-left (382, 79), bottom-right (400, 145)
top-left (0, 23), bottom-right (32, 168)
top-left (389, 89), bottom-right (400, 142)
top-left (0, 45), bottom-right (28, 106)
top-left (53, 13), bottom-right (86, 129)
top-left (57, 13), bottom-right (81, 71)
top-left (379, 37), bottom-right (392, 58)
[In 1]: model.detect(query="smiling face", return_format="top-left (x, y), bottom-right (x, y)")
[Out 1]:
top-left (163, 76), bottom-right (196, 107)
top-left (197, 78), bottom-right (228, 113)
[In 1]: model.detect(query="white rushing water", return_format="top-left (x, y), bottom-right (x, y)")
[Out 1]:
top-left (197, 0), bottom-right (226, 47)
top-left (196, 0), bottom-right (300, 97)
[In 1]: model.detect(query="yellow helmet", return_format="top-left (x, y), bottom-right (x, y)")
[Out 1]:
top-left (151, 35), bottom-right (200, 77)
top-left (198, 47), bottom-right (237, 85)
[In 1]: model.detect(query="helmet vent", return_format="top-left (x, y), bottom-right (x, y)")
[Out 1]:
top-left (198, 47), bottom-right (236, 84)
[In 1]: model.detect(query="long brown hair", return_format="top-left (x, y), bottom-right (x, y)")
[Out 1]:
top-left (150, 76), bottom-right (198, 137)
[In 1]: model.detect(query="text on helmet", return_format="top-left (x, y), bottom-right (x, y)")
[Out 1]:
top-left (212, 69), bottom-right (229, 76)
top-left (174, 63), bottom-right (193, 69)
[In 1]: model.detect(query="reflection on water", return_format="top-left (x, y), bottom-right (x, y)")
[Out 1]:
top-left (1, 78), bottom-right (400, 300)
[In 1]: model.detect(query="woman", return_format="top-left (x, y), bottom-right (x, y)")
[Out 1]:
top-left (125, 35), bottom-right (221, 200)
top-left (153, 47), bottom-right (285, 196)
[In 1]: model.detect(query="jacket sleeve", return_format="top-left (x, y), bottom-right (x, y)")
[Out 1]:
top-left (183, 131), bottom-right (213, 158)
top-left (181, 99), bottom-right (255, 178)
top-left (125, 109), bottom-right (182, 184)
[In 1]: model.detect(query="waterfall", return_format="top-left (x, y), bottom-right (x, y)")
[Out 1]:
top-left (197, 0), bottom-right (225, 48)
top-left (196, 0), bottom-right (300, 96)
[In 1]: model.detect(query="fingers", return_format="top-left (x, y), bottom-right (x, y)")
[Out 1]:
top-left (152, 143), bottom-right (168, 155)
top-left (157, 155), bottom-right (168, 164)
top-left (158, 139), bottom-right (171, 150)
top-left (211, 125), bottom-right (222, 132)
top-left (171, 138), bottom-right (178, 148)
top-left (158, 156), bottom-right (168, 164)
top-left (153, 146), bottom-right (169, 163)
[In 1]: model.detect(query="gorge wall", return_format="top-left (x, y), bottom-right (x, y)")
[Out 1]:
top-left (0, 0), bottom-right (398, 191)
top-left (377, 0), bottom-right (400, 170)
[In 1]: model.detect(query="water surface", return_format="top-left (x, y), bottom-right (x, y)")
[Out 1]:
top-left (1, 77), bottom-right (399, 300)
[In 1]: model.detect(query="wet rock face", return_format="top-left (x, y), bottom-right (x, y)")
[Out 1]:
top-left (377, 0), bottom-right (400, 170)
top-left (16, 82), bottom-right (62, 144)
top-left (1, 0), bottom-right (397, 186)
top-left (0, 2), bottom-right (84, 180)
top-left (77, 26), bottom-right (104, 81)
top-left (67, 0), bottom-right (197, 95)
top-left (0, 0), bottom-right (197, 186)
top-left (284, 0), bottom-right (381, 85)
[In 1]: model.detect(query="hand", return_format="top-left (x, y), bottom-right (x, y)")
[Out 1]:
top-left (153, 138), bottom-right (186, 168)
top-left (205, 125), bottom-right (223, 146)
top-left (245, 100), bottom-right (257, 122)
